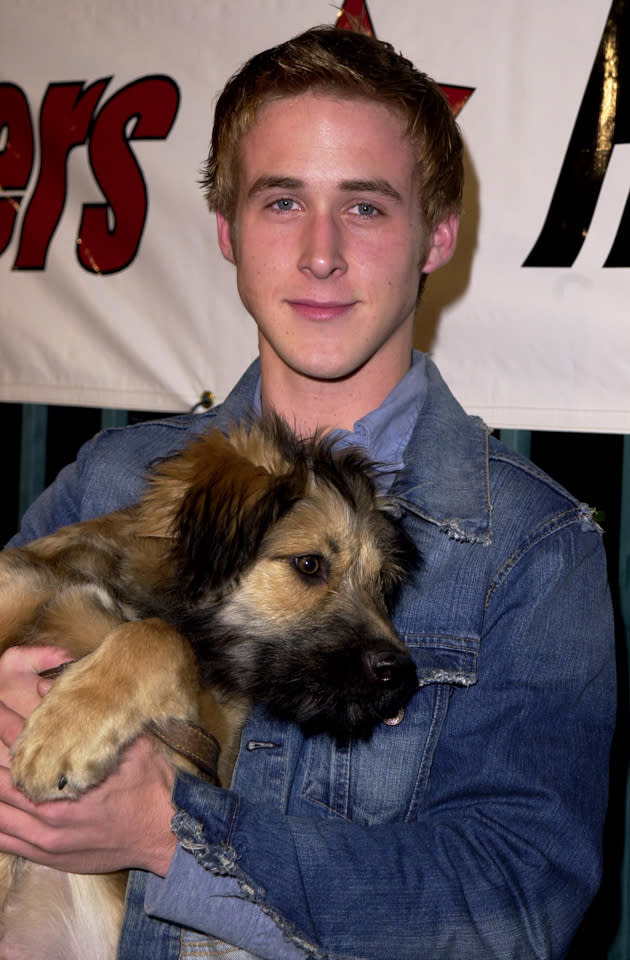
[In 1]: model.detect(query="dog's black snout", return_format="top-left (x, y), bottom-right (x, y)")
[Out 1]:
top-left (364, 650), bottom-right (411, 686)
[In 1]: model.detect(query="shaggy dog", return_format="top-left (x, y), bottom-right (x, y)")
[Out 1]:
top-left (0, 416), bottom-right (418, 960)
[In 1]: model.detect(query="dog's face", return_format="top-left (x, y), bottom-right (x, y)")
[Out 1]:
top-left (144, 417), bottom-right (418, 741)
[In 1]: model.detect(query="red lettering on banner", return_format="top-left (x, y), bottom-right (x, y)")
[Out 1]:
top-left (1, 75), bottom-right (179, 273)
top-left (80, 76), bottom-right (180, 274)
top-left (14, 80), bottom-right (110, 270)
top-left (0, 84), bottom-right (34, 255)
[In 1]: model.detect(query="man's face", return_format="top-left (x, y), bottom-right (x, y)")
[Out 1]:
top-left (217, 92), bottom-right (455, 386)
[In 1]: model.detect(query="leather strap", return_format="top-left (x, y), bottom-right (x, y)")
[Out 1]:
top-left (147, 718), bottom-right (220, 784)
top-left (39, 662), bottom-right (74, 679)
top-left (39, 663), bottom-right (221, 785)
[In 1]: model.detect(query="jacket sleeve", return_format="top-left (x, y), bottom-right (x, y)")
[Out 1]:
top-left (6, 421), bottom-right (187, 548)
top-left (140, 517), bottom-right (616, 960)
top-left (6, 458), bottom-right (84, 548)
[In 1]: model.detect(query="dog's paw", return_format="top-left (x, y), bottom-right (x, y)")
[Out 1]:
top-left (11, 688), bottom-right (132, 802)
top-left (10, 620), bottom-right (200, 802)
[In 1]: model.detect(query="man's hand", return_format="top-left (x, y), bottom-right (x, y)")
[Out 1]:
top-left (0, 645), bottom-right (177, 877)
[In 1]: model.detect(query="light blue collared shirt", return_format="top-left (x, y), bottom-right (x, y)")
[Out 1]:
top-left (253, 351), bottom-right (428, 492)
top-left (330, 351), bottom-right (427, 491)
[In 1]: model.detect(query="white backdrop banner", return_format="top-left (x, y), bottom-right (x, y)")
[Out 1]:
top-left (1, 0), bottom-right (628, 431)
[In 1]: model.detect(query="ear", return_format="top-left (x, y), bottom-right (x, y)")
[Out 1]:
top-left (421, 212), bottom-right (459, 274)
top-left (171, 431), bottom-right (304, 597)
top-left (216, 212), bottom-right (237, 265)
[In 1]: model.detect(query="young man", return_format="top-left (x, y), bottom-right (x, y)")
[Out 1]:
top-left (0, 26), bottom-right (615, 959)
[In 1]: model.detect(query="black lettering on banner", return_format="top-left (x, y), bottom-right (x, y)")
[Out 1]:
top-left (523, 0), bottom-right (629, 268)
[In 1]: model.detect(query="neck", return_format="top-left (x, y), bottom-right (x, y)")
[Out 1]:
top-left (259, 347), bottom-right (413, 436)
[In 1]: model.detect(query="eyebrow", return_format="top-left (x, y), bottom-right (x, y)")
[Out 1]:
top-left (338, 179), bottom-right (403, 203)
top-left (247, 175), bottom-right (403, 203)
top-left (247, 176), bottom-right (303, 199)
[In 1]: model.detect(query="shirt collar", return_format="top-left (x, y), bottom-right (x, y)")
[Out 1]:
top-left (219, 353), bottom-right (491, 543)
top-left (251, 352), bottom-right (427, 492)
top-left (329, 352), bottom-right (427, 491)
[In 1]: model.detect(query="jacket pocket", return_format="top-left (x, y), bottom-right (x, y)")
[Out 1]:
top-left (301, 633), bottom-right (479, 824)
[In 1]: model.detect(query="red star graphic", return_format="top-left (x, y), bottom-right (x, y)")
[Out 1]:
top-left (335, 0), bottom-right (474, 117)
top-left (335, 0), bottom-right (375, 35)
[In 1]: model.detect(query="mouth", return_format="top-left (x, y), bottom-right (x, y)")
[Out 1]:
top-left (287, 299), bottom-right (357, 321)
top-left (262, 661), bottom-right (418, 741)
top-left (297, 689), bottom-right (415, 741)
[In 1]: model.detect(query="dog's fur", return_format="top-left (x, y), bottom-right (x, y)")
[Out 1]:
top-left (0, 416), bottom-right (417, 960)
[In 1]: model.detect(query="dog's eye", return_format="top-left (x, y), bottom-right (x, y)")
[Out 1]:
top-left (292, 554), bottom-right (326, 581)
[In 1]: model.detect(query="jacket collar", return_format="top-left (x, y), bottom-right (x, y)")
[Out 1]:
top-left (217, 357), bottom-right (492, 545)
top-left (391, 358), bottom-right (492, 544)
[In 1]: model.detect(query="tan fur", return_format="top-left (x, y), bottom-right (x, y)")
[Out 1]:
top-left (0, 418), bottom-right (415, 959)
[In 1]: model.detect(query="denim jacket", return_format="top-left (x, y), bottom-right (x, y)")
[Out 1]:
top-left (11, 358), bottom-right (616, 960)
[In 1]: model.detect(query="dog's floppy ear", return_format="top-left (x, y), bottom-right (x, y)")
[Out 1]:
top-left (168, 429), bottom-right (304, 597)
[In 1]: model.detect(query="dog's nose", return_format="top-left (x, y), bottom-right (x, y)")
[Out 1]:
top-left (363, 650), bottom-right (412, 687)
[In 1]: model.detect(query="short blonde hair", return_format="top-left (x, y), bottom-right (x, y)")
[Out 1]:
top-left (202, 26), bottom-right (463, 232)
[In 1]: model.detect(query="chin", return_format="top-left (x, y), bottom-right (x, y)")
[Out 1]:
top-left (289, 352), bottom-right (370, 383)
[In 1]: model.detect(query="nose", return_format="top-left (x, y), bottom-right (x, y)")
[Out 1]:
top-left (362, 650), bottom-right (415, 690)
top-left (298, 213), bottom-right (347, 279)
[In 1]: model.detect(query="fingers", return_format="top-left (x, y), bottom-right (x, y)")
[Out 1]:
top-left (0, 645), bottom-right (72, 677)
top-left (0, 646), bottom-right (75, 765)
top-left (0, 765), bottom-right (90, 865)
top-left (0, 735), bottom-right (177, 875)
top-left (0, 704), bottom-right (26, 756)
top-left (0, 645), bottom-right (73, 719)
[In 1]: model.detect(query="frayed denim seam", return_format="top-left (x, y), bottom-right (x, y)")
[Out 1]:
top-left (484, 505), bottom-right (604, 609)
top-left (390, 496), bottom-right (493, 547)
top-left (171, 810), bottom-right (327, 960)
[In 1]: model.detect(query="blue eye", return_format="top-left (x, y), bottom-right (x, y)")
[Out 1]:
top-left (352, 202), bottom-right (378, 217)
top-left (273, 198), bottom-right (297, 211)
